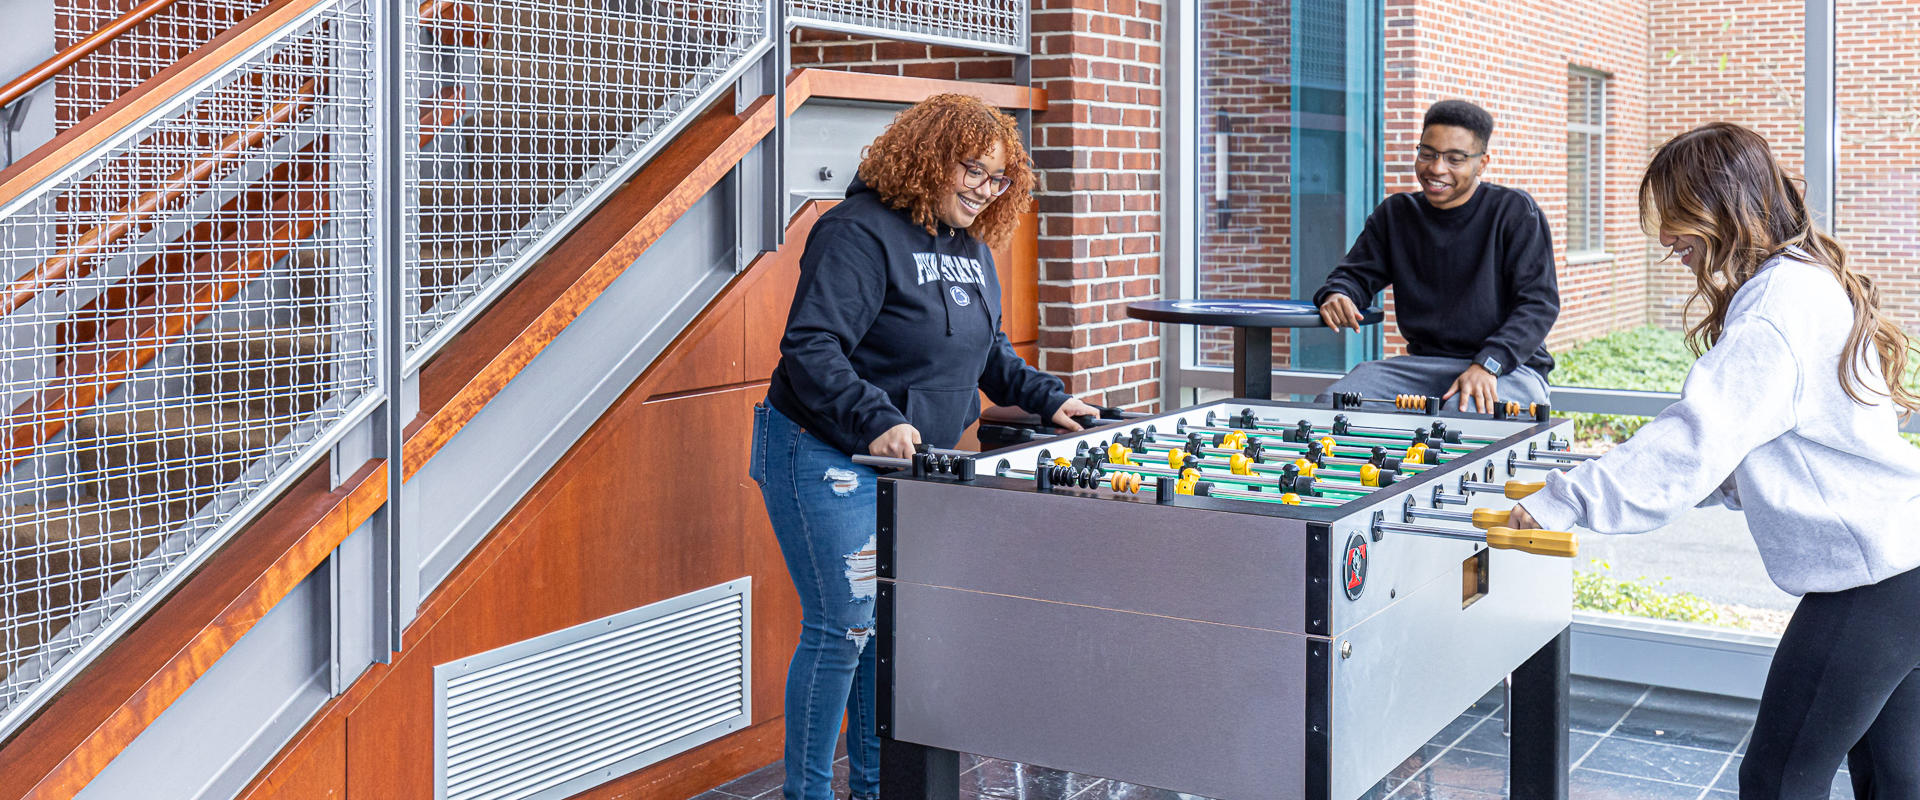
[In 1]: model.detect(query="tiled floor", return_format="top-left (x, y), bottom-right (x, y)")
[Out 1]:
top-left (691, 677), bottom-right (1857, 800)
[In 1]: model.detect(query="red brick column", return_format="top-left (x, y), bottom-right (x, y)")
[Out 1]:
top-left (1028, 0), bottom-right (1166, 410)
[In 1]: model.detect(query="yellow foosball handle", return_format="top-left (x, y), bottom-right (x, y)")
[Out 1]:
top-left (1485, 527), bottom-right (1579, 558)
top-left (1505, 480), bottom-right (1545, 499)
top-left (1471, 508), bottom-right (1510, 529)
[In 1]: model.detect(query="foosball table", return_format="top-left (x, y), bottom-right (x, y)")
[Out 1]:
top-left (865, 397), bottom-right (1586, 800)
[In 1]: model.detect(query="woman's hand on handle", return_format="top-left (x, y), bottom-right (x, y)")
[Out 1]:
top-left (1508, 503), bottom-right (1541, 530)
top-left (1051, 397), bottom-right (1102, 431)
top-left (868, 423), bottom-right (921, 459)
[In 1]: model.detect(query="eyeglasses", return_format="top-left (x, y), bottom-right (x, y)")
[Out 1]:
top-left (1414, 146), bottom-right (1485, 168)
top-left (961, 160), bottom-right (1013, 196)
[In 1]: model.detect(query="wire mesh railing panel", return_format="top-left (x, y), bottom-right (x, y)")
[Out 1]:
top-left (53, 0), bottom-right (276, 130)
top-left (0, 0), bottom-right (376, 730)
top-left (787, 0), bottom-right (1027, 53)
top-left (401, 0), bottom-right (766, 364)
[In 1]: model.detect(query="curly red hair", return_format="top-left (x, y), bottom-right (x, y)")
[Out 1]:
top-left (857, 93), bottom-right (1034, 249)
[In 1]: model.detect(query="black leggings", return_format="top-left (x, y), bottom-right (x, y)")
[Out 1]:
top-left (1742, 565), bottom-right (1920, 799)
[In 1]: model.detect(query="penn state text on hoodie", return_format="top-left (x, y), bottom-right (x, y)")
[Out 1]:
top-left (767, 177), bottom-right (1070, 455)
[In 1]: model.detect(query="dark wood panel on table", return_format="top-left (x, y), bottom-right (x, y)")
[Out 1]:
top-left (346, 385), bottom-right (771, 797)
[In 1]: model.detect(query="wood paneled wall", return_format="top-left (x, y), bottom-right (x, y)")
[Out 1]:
top-left (243, 200), bottom-right (1040, 799)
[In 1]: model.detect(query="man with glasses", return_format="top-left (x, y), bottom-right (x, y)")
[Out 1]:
top-left (1314, 99), bottom-right (1560, 414)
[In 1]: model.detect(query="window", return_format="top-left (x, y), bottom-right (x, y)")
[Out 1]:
top-left (1566, 69), bottom-right (1607, 255)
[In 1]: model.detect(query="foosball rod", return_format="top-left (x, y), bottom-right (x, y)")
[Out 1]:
top-left (1165, 425), bottom-right (1462, 467)
top-left (1331, 392), bottom-right (1555, 425)
top-left (993, 461), bottom-right (1341, 506)
top-left (1124, 436), bottom-right (1438, 476)
top-left (1135, 429), bottom-right (1447, 469)
top-left (1370, 511), bottom-right (1580, 558)
top-left (1191, 417), bottom-right (1481, 453)
top-left (1401, 495), bottom-right (1525, 528)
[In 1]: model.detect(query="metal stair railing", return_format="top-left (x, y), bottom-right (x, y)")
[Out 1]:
top-left (399, 0), bottom-right (771, 368)
top-left (786, 0), bottom-right (1029, 55)
top-left (0, 0), bottom-right (379, 741)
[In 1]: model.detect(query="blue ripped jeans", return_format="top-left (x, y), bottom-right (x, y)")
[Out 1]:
top-left (749, 402), bottom-right (880, 800)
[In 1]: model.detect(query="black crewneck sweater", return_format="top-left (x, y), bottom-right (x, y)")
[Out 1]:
top-left (1313, 182), bottom-right (1560, 377)
top-left (766, 177), bottom-right (1069, 455)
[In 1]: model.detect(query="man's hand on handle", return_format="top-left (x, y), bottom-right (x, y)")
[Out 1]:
top-left (1051, 397), bottom-right (1102, 431)
top-left (1317, 293), bottom-right (1365, 332)
top-left (1443, 363), bottom-right (1499, 413)
top-left (868, 423), bottom-right (921, 459)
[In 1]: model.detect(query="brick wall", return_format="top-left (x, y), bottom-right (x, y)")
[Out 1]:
top-left (1383, 0), bottom-right (1651, 356)
top-left (1835, 6), bottom-right (1920, 332)
top-left (1027, 0), bottom-right (1165, 410)
top-left (1644, 0), bottom-right (1804, 332)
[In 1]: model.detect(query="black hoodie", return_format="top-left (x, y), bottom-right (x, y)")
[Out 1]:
top-left (766, 177), bottom-right (1070, 455)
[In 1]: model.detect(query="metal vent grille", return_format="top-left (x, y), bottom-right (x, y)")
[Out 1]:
top-left (437, 580), bottom-right (751, 800)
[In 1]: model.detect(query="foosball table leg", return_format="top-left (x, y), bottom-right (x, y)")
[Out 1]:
top-left (880, 738), bottom-right (960, 800)
top-left (1509, 626), bottom-right (1571, 800)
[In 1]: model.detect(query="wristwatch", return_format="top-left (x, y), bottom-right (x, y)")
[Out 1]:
top-left (1477, 354), bottom-right (1503, 375)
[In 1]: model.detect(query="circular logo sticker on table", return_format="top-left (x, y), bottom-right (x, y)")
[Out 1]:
top-left (1342, 532), bottom-right (1369, 601)
top-left (1169, 299), bottom-right (1312, 315)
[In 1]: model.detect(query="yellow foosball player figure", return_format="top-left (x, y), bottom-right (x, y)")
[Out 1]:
top-left (1509, 123), bottom-right (1920, 799)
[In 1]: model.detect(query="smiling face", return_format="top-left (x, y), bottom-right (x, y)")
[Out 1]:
top-left (1416, 124), bottom-right (1489, 209)
top-left (934, 140), bottom-right (1006, 230)
top-left (1659, 230), bottom-right (1709, 269)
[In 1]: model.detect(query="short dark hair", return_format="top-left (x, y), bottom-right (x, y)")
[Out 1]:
top-left (1424, 100), bottom-right (1494, 147)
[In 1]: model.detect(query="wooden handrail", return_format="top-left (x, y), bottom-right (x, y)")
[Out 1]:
top-left (0, 70), bottom-right (1046, 799)
top-left (0, 0), bottom-right (184, 111)
top-left (0, 0), bottom-right (330, 216)
top-left (0, 0), bottom-right (478, 113)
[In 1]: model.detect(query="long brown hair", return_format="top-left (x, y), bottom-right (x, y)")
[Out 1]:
top-left (1639, 122), bottom-right (1917, 414)
top-left (856, 93), bottom-right (1034, 249)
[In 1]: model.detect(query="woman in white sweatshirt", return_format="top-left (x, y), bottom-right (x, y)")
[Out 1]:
top-left (1511, 122), bottom-right (1920, 798)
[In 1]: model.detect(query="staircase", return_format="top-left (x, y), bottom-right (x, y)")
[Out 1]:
top-left (0, 0), bottom-right (758, 731)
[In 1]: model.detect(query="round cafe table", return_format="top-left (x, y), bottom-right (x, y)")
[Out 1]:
top-left (1127, 298), bottom-right (1384, 400)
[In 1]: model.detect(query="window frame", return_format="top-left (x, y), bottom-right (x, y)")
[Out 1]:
top-left (1566, 67), bottom-right (1609, 257)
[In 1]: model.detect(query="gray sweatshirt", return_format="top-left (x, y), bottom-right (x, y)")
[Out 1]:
top-left (1525, 254), bottom-right (1920, 596)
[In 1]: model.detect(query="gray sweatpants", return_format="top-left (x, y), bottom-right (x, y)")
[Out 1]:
top-left (1315, 355), bottom-right (1552, 413)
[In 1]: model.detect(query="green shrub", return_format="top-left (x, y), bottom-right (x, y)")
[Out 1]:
top-left (1573, 560), bottom-right (1723, 626)
top-left (1551, 326), bottom-right (1694, 446)
top-left (1551, 325), bottom-right (1920, 448)
top-left (1553, 325), bottom-right (1694, 393)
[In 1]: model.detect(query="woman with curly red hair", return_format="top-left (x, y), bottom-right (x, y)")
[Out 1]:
top-left (750, 93), bottom-right (1097, 800)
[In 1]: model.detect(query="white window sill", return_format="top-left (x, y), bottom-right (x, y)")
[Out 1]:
top-left (1567, 250), bottom-right (1616, 266)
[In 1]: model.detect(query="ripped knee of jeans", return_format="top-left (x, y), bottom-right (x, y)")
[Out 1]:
top-left (824, 467), bottom-right (861, 496)
top-left (844, 623), bottom-right (873, 652)
top-left (843, 533), bottom-right (876, 603)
